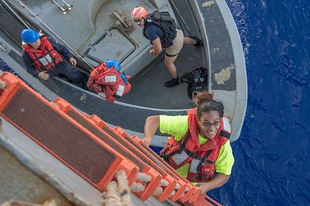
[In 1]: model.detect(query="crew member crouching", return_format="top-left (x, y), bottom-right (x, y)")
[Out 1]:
top-left (21, 29), bottom-right (87, 86)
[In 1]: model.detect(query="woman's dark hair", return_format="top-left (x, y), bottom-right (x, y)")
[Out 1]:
top-left (197, 99), bottom-right (224, 119)
top-left (192, 91), bottom-right (214, 107)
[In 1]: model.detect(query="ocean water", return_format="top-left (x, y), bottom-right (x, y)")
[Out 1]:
top-left (208, 0), bottom-right (310, 205)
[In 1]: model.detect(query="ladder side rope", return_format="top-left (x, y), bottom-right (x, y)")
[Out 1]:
top-left (178, 186), bottom-right (190, 199)
top-left (102, 170), bottom-right (187, 204)
top-left (130, 172), bottom-right (151, 193)
top-left (136, 172), bottom-right (152, 183)
top-left (131, 172), bottom-right (171, 196)
top-left (102, 171), bottom-right (131, 206)
top-left (116, 171), bottom-right (131, 206)
top-left (15, 0), bottom-right (94, 69)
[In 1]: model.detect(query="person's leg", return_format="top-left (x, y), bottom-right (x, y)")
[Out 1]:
top-left (59, 62), bottom-right (87, 83)
top-left (163, 54), bottom-right (180, 87)
top-left (184, 36), bottom-right (203, 47)
top-left (163, 29), bottom-right (184, 87)
top-left (183, 37), bottom-right (196, 45)
top-left (47, 66), bottom-right (60, 78)
top-left (164, 54), bottom-right (178, 79)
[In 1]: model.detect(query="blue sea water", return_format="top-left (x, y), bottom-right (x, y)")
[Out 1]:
top-left (209, 0), bottom-right (310, 205)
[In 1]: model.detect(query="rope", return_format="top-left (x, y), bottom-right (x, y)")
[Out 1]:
top-left (169, 190), bottom-right (176, 197)
top-left (116, 171), bottom-right (131, 206)
top-left (102, 170), bottom-right (186, 203)
top-left (14, 0), bottom-right (94, 69)
top-left (0, 199), bottom-right (61, 206)
top-left (179, 186), bottom-right (190, 199)
top-left (102, 171), bottom-right (132, 206)
top-left (0, 80), bottom-right (5, 90)
top-left (102, 181), bottom-right (122, 206)
top-left (153, 187), bottom-right (163, 196)
top-left (136, 172), bottom-right (152, 183)
top-left (131, 183), bottom-right (145, 193)
top-left (160, 179), bottom-right (169, 187)
top-left (130, 172), bottom-right (150, 193)
top-left (130, 173), bottom-right (179, 198)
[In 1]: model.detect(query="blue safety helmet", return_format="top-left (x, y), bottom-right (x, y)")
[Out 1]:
top-left (21, 29), bottom-right (40, 43)
top-left (106, 59), bottom-right (121, 72)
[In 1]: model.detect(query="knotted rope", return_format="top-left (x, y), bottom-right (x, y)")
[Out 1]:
top-left (102, 171), bottom-right (131, 206)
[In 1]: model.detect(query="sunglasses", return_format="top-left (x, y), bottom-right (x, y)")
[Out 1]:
top-left (199, 120), bottom-right (220, 128)
top-left (134, 18), bottom-right (143, 23)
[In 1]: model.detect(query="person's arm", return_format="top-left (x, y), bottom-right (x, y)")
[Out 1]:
top-left (150, 37), bottom-right (162, 55)
top-left (142, 115), bottom-right (160, 145)
top-left (145, 25), bottom-right (163, 55)
top-left (22, 52), bottom-right (50, 80)
top-left (199, 173), bottom-right (230, 194)
top-left (198, 140), bottom-right (234, 194)
top-left (22, 51), bottom-right (40, 77)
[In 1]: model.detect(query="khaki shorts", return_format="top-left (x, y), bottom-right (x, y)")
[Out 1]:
top-left (165, 29), bottom-right (184, 57)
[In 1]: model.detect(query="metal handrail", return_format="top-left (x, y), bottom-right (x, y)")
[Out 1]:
top-left (13, 0), bottom-right (93, 69)
top-left (52, 0), bottom-right (73, 15)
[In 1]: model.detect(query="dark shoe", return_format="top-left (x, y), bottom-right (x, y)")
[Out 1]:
top-left (164, 76), bottom-right (179, 88)
top-left (190, 36), bottom-right (203, 47)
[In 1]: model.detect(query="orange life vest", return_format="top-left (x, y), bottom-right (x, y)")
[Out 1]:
top-left (87, 63), bottom-right (131, 103)
top-left (22, 36), bottom-right (63, 71)
top-left (160, 109), bottom-right (231, 182)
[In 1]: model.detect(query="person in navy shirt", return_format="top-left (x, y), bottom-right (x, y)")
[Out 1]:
top-left (131, 6), bottom-right (202, 88)
top-left (21, 29), bottom-right (87, 86)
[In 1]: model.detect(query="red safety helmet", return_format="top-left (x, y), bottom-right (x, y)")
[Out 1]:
top-left (131, 6), bottom-right (148, 19)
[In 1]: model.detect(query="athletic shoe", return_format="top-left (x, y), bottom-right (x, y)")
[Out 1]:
top-left (190, 36), bottom-right (203, 47)
top-left (164, 76), bottom-right (180, 87)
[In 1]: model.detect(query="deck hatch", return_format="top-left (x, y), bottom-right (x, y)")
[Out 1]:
top-left (87, 28), bottom-right (135, 63)
top-left (2, 88), bottom-right (115, 183)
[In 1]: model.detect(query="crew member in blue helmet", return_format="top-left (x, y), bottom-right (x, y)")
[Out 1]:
top-left (131, 6), bottom-right (203, 88)
top-left (21, 29), bottom-right (87, 85)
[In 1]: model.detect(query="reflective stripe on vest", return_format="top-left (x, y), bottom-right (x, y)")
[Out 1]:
top-left (189, 150), bottom-right (214, 173)
top-left (37, 53), bottom-right (53, 67)
top-left (172, 150), bottom-right (190, 165)
top-left (87, 63), bottom-right (131, 103)
top-left (222, 116), bottom-right (231, 132)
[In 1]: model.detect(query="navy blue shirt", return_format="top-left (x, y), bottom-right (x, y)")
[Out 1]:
top-left (22, 37), bottom-right (73, 77)
top-left (145, 24), bottom-right (164, 42)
